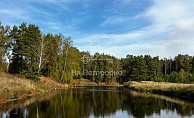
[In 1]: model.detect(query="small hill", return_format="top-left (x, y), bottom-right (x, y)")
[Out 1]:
top-left (0, 72), bottom-right (68, 103)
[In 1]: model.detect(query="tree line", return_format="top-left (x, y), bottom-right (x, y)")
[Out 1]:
top-left (0, 22), bottom-right (194, 83)
top-left (121, 54), bottom-right (194, 83)
top-left (0, 22), bottom-right (80, 83)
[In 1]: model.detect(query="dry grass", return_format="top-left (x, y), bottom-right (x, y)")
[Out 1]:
top-left (127, 90), bottom-right (194, 107)
top-left (0, 72), bottom-right (36, 91)
top-left (73, 78), bottom-right (98, 86)
top-left (0, 72), bottom-right (68, 103)
top-left (124, 81), bottom-right (194, 98)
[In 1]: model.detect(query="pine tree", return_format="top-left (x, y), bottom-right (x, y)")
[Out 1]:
top-left (144, 55), bottom-right (157, 81)
top-left (9, 23), bottom-right (28, 73)
top-left (80, 51), bottom-right (92, 80)
top-left (130, 56), bottom-right (148, 81)
top-left (10, 23), bottom-right (41, 80)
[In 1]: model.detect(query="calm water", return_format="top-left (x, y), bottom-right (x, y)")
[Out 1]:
top-left (1, 87), bottom-right (194, 118)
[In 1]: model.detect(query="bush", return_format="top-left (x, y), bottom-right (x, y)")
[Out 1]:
top-left (191, 72), bottom-right (194, 82)
top-left (23, 70), bottom-right (40, 81)
top-left (154, 77), bottom-right (164, 82)
top-left (164, 74), bottom-right (169, 82)
top-left (168, 71), bottom-right (178, 83)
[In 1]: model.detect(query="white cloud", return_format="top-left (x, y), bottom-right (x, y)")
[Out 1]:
top-left (1, 0), bottom-right (194, 59)
top-left (100, 16), bottom-right (133, 27)
top-left (75, 0), bottom-right (194, 59)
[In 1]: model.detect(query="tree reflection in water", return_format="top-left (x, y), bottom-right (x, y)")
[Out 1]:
top-left (1, 87), bottom-right (194, 118)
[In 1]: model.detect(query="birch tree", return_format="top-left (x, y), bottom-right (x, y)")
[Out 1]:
top-left (36, 34), bottom-right (49, 73)
top-left (0, 22), bottom-right (11, 72)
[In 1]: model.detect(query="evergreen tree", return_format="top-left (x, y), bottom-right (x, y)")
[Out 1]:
top-left (9, 23), bottom-right (41, 80)
top-left (9, 23), bottom-right (27, 73)
top-left (130, 56), bottom-right (148, 81)
top-left (80, 51), bottom-right (92, 80)
top-left (144, 55), bottom-right (157, 81)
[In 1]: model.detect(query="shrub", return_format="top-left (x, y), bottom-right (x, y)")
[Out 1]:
top-left (164, 74), bottom-right (169, 82)
top-left (154, 77), bottom-right (164, 82)
top-left (24, 70), bottom-right (40, 81)
top-left (168, 71), bottom-right (178, 83)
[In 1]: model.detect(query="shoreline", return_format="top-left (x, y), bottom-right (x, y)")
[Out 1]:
top-left (0, 89), bottom-right (65, 113)
top-left (0, 88), bottom-right (68, 104)
top-left (0, 73), bottom-right (68, 104)
top-left (124, 81), bottom-right (194, 99)
top-left (73, 85), bottom-right (123, 87)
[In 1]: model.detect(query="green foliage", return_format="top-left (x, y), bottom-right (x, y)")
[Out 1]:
top-left (178, 69), bottom-right (186, 83)
top-left (192, 72), bottom-right (194, 81)
top-left (122, 55), bottom-right (161, 82)
top-left (0, 21), bottom-right (10, 72)
top-left (154, 77), bottom-right (164, 82)
top-left (79, 52), bottom-right (122, 83)
top-left (9, 22), bottom-right (41, 81)
top-left (23, 70), bottom-right (40, 81)
top-left (168, 71), bottom-right (178, 83)
top-left (121, 54), bottom-right (193, 84)
top-left (130, 56), bottom-right (147, 81)
top-left (2, 21), bottom-right (194, 84)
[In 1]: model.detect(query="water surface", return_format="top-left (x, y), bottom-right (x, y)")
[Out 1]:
top-left (1, 87), bottom-right (194, 118)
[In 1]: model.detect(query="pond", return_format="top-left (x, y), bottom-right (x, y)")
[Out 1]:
top-left (0, 87), bottom-right (194, 118)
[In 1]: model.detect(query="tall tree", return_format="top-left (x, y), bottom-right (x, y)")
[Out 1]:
top-left (192, 56), bottom-right (194, 73)
top-left (10, 23), bottom-right (41, 80)
top-left (144, 55), bottom-right (157, 81)
top-left (130, 56), bottom-right (148, 81)
top-left (9, 23), bottom-right (28, 73)
top-left (46, 34), bottom-right (62, 81)
top-left (60, 37), bottom-right (80, 83)
top-left (0, 21), bottom-right (10, 72)
top-left (35, 34), bottom-right (49, 73)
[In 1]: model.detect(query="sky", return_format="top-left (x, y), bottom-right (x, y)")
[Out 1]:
top-left (0, 0), bottom-right (194, 59)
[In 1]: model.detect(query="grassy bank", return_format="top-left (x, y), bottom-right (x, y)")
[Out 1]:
top-left (0, 72), bottom-right (68, 103)
top-left (124, 81), bottom-right (194, 99)
top-left (73, 78), bottom-right (121, 86)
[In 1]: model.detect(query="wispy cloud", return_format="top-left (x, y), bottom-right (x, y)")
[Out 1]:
top-left (1, 0), bottom-right (194, 59)
top-left (75, 0), bottom-right (194, 58)
top-left (0, 0), bottom-right (88, 36)
top-left (100, 16), bottom-right (133, 27)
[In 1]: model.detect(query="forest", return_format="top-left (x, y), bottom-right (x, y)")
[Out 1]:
top-left (1, 22), bottom-right (194, 84)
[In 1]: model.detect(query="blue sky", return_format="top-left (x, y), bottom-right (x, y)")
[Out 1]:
top-left (1, 0), bottom-right (194, 58)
